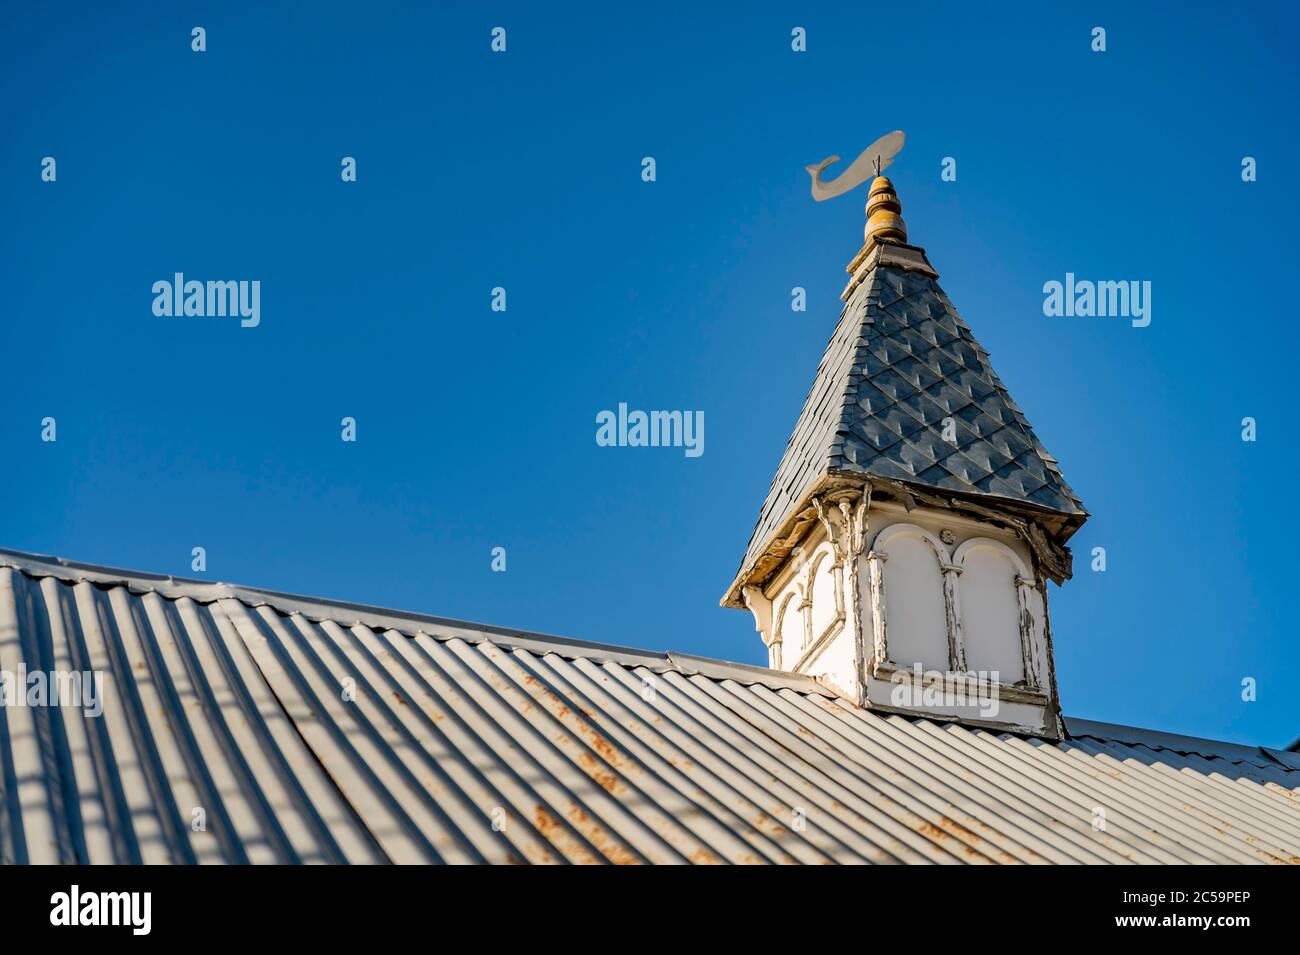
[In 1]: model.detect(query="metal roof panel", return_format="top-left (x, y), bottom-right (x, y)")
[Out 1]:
top-left (0, 549), bottom-right (1294, 865)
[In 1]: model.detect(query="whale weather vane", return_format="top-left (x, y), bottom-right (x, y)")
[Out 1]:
top-left (805, 130), bottom-right (905, 201)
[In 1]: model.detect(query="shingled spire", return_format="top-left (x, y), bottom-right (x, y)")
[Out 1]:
top-left (723, 163), bottom-right (1087, 739)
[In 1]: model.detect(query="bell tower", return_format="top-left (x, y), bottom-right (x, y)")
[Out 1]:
top-left (721, 146), bottom-right (1087, 739)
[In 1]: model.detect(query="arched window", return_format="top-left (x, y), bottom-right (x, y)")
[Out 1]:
top-left (774, 591), bottom-right (801, 659)
top-left (870, 524), bottom-right (951, 673)
top-left (807, 545), bottom-right (842, 647)
top-left (953, 538), bottom-right (1033, 686)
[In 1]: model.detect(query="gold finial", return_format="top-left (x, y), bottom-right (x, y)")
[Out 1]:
top-left (864, 175), bottom-right (907, 245)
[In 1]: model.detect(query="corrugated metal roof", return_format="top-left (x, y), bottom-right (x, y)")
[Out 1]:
top-left (2, 547), bottom-right (1296, 864)
top-left (737, 248), bottom-right (1085, 584)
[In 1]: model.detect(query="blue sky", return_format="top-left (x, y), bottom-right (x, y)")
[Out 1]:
top-left (2, 2), bottom-right (1297, 747)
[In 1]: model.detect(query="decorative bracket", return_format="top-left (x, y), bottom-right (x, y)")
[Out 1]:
top-left (811, 484), bottom-right (872, 565)
top-left (741, 585), bottom-right (773, 646)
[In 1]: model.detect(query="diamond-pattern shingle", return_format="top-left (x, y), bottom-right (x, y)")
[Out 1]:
top-left (739, 255), bottom-right (1084, 576)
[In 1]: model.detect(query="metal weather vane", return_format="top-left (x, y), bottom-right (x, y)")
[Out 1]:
top-left (805, 130), bottom-right (905, 201)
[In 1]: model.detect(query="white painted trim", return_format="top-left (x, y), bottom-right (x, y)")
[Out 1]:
top-left (741, 584), bottom-right (773, 647)
top-left (871, 522), bottom-right (951, 564)
top-left (952, 536), bottom-right (1031, 579)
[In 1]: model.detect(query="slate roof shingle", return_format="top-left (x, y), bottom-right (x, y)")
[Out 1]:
top-left (737, 248), bottom-right (1085, 582)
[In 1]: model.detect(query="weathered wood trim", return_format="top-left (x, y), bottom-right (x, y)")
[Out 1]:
top-left (866, 550), bottom-right (888, 670)
top-left (940, 562), bottom-right (967, 672)
top-left (791, 613), bottom-right (845, 673)
top-left (873, 661), bottom-right (1050, 706)
top-left (843, 490), bottom-right (871, 705)
top-left (1014, 575), bottom-right (1040, 690)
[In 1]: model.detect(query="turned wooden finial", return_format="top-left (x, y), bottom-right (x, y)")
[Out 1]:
top-left (864, 175), bottom-right (907, 245)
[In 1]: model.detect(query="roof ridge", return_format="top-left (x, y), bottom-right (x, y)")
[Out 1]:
top-left (736, 269), bottom-right (884, 560)
top-left (0, 545), bottom-right (838, 699)
top-left (1064, 716), bottom-right (1300, 771)
top-left (825, 269), bottom-right (892, 470)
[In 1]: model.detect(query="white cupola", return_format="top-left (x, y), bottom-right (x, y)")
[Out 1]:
top-left (722, 168), bottom-right (1087, 739)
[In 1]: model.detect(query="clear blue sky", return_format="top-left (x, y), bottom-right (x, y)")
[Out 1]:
top-left (3, 2), bottom-right (1297, 747)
